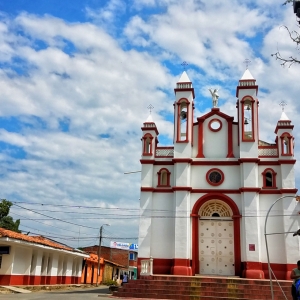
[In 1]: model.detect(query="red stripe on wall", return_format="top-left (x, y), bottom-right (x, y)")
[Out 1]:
top-left (0, 275), bottom-right (81, 286)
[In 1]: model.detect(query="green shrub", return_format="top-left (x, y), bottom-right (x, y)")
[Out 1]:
top-left (102, 279), bottom-right (119, 286)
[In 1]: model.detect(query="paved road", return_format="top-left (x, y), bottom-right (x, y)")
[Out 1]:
top-left (0, 286), bottom-right (114, 300)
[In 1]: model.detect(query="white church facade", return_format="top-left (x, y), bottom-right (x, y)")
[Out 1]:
top-left (138, 69), bottom-right (298, 280)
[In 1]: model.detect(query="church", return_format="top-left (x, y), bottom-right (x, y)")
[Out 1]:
top-left (137, 69), bottom-right (298, 280)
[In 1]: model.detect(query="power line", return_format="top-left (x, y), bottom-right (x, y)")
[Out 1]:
top-left (11, 212), bottom-right (93, 235)
top-left (9, 199), bottom-right (300, 215)
top-left (13, 214), bottom-right (300, 221)
top-left (13, 203), bottom-right (99, 230)
top-left (11, 203), bottom-right (297, 215)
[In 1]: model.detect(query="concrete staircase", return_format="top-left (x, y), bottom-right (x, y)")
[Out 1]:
top-left (113, 275), bottom-right (292, 300)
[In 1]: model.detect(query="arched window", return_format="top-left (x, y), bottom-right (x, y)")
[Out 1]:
top-left (261, 168), bottom-right (277, 189)
top-left (242, 97), bottom-right (255, 142)
top-left (157, 168), bottom-right (171, 187)
top-left (142, 133), bottom-right (153, 156)
top-left (280, 132), bottom-right (293, 156)
top-left (176, 98), bottom-right (190, 142)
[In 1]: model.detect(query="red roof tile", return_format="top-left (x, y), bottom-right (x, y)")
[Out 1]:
top-left (86, 253), bottom-right (99, 262)
top-left (0, 227), bottom-right (75, 252)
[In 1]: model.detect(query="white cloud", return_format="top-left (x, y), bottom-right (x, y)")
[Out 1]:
top-left (0, 0), bottom-right (299, 247)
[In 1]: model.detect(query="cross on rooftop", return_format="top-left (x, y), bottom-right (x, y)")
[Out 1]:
top-left (244, 59), bottom-right (251, 69)
top-left (181, 61), bottom-right (188, 70)
top-left (279, 101), bottom-right (287, 111)
top-left (147, 104), bottom-right (154, 114)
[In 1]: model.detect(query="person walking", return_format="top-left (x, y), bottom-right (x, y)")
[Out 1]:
top-left (291, 260), bottom-right (300, 300)
top-left (122, 272), bottom-right (128, 286)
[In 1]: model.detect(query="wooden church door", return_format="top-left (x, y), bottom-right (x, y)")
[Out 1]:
top-left (199, 200), bottom-right (235, 276)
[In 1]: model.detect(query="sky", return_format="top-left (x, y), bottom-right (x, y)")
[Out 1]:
top-left (0, 0), bottom-right (299, 249)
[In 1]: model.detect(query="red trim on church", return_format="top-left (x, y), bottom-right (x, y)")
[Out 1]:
top-left (239, 187), bottom-right (261, 193)
top-left (176, 98), bottom-right (190, 143)
top-left (241, 96), bottom-right (255, 142)
top-left (154, 160), bottom-right (174, 165)
top-left (141, 187), bottom-right (155, 192)
top-left (140, 159), bottom-right (155, 164)
top-left (227, 118), bottom-right (235, 158)
top-left (208, 118), bottom-right (222, 132)
top-left (141, 125), bottom-right (159, 135)
top-left (238, 158), bottom-right (260, 163)
top-left (206, 168), bottom-right (225, 186)
top-left (258, 161), bottom-right (279, 165)
top-left (261, 168), bottom-right (277, 189)
top-left (278, 159), bottom-right (296, 164)
top-left (172, 187), bottom-right (193, 192)
top-left (197, 117), bottom-right (205, 158)
top-left (191, 189), bottom-right (241, 194)
top-left (192, 161), bottom-right (240, 166)
top-left (174, 88), bottom-right (195, 99)
top-left (280, 188), bottom-right (298, 194)
top-left (172, 158), bottom-right (193, 163)
top-left (157, 168), bottom-right (171, 187)
top-left (236, 85), bottom-right (258, 97)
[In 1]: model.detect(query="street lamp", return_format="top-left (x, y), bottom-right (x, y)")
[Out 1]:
top-left (264, 195), bottom-right (298, 300)
top-left (96, 223), bottom-right (110, 286)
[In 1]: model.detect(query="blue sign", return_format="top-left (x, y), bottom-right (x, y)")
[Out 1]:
top-left (129, 243), bottom-right (138, 250)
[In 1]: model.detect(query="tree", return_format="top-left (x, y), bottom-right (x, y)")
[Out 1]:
top-left (0, 199), bottom-right (21, 233)
top-left (271, 0), bottom-right (300, 66)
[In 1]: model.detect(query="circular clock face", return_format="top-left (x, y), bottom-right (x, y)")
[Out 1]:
top-left (206, 169), bottom-right (224, 186)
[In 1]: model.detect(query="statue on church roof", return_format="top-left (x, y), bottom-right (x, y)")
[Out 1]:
top-left (209, 88), bottom-right (219, 108)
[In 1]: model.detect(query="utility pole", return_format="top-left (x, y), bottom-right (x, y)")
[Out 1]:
top-left (96, 223), bottom-right (110, 286)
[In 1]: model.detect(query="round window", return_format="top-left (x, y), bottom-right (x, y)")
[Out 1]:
top-left (206, 168), bottom-right (224, 186)
top-left (208, 119), bottom-right (222, 132)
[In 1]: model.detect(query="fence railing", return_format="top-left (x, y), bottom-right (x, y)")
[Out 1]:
top-left (140, 257), bottom-right (153, 276)
top-left (155, 148), bottom-right (174, 157)
top-left (258, 147), bottom-right (278, 157)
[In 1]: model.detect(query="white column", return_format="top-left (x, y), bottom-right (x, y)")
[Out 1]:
top-left (138, 192), bottom-right (152, 258)
top-left (66, 256), bottom-right (74, 277)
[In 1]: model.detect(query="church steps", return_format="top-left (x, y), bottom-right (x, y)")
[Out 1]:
top-left (112, 275), bottom-right (292, 300)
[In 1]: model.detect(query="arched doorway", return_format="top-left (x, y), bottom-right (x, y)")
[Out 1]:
top-left (191, 194), bottom-right (242, 276)
top-left (199, 200), bottom-right (234, 275)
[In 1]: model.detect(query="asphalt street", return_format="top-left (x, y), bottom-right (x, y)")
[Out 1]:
top-left (0, 286), bottom-right (114, 300)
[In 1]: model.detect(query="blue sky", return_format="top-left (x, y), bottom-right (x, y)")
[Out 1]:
top-left (0, 0), bottom-right (299, 248)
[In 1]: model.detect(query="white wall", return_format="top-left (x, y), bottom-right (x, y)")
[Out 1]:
top-left (151, 193), bottom-right (175, 258)
top-left (0, 244), bottom-right (14, 275)
top-left (203, 116), bottom-right (228, 158)
top-left (12, 247), bottom-right (31, 275)
top-left (191, 165), bottom-right (241, 189)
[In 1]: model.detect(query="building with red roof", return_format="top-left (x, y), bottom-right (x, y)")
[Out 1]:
top-left (0, 227), bottom-right (89, 285)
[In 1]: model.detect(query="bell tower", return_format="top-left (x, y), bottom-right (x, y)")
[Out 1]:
top-left (236, 69), bottom-right (259, 158)
top-left (173, 71), bottom-right (195, 158)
